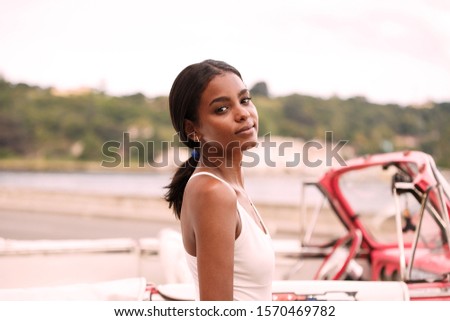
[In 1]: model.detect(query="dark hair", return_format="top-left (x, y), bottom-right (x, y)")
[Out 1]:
top-left (164, 59), bottom-right (242, 219)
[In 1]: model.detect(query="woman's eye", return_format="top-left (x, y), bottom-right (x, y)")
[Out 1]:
top-left (241, 97), bottom-right (252, 104)
top-left (216, 106), bottom-right (228, 113)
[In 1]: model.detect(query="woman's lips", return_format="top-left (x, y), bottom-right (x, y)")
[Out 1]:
top-left (235, 124), bottom-right (255, 134)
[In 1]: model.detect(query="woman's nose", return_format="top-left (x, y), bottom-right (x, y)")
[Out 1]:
top-left (235, 105), bottom-right (250, 122)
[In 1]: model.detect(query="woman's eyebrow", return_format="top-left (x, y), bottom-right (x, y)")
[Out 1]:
top-left (238, 89), bottom-right (250, 97)
top-left (209, 96), bottom-right (230, 106)
top-left (209, 89), bottom-right (249, 106)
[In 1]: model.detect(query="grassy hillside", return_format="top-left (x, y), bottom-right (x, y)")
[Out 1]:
top-left (1, 78), bottom-right (448, 169)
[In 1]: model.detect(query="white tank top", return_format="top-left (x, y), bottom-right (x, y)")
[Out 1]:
top-left (184, 172), bottom-right (275, 301)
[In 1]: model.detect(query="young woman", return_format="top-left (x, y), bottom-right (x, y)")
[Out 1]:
top-left (165, 59), bottom-right (274, 301)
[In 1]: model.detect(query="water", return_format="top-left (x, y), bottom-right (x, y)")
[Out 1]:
top-left (0, 171), bottom-right (305, 206)
top-left (2, 167), bottom-right (449, 207)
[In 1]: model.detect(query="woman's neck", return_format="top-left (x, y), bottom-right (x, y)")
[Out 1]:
top-left (197, 155), bottom-right (245, 187)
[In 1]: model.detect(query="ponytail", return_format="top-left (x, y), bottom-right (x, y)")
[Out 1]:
top-left (164, 152), bottom-right (199, 219)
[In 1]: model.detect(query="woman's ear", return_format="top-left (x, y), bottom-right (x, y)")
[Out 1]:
top-left (184, 119), bottom-right (199, 142)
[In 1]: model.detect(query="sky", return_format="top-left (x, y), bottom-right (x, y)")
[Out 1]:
top-left (0, 0), bottom-right (449, 105)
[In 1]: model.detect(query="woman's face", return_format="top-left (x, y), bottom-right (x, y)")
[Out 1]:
top-left (193, 72), bottom-right (258, 156)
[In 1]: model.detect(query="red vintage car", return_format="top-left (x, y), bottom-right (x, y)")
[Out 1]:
top-left (294, 150), bottom-right (450, 300)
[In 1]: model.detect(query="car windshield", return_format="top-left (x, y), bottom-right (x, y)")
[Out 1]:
top-left (338, 164), bottom-right (414, 244)
top-left (300, 183), bottom-right (348, 246)
top-left (338, 162), bottom-right (450, 279)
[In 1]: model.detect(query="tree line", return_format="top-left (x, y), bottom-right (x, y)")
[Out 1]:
top-left (0, 78), bottom-right (449, 168)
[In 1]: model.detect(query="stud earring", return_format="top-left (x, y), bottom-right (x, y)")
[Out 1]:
top-left (190, 132), bottom-right (199, 142)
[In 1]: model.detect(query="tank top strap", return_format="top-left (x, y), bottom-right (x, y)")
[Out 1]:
top-left (189, 172), bottom-right (235, 194)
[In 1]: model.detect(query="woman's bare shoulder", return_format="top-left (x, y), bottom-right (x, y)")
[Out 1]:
top-left (186, 173), bottom-right (236, 204)
top-left (184, 173), bottom-right (237, 225)
top-left (181, 173), bottom-right (239, 258)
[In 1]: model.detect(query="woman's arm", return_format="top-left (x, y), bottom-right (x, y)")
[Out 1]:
top-left (189, 178), bottom-right (238, 301)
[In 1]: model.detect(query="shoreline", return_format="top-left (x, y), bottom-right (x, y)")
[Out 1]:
top-left (3, 151), bottom-right (449, 175)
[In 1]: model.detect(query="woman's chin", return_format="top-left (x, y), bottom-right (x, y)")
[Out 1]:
top-left (241, 140), bottom-right (258, 151)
